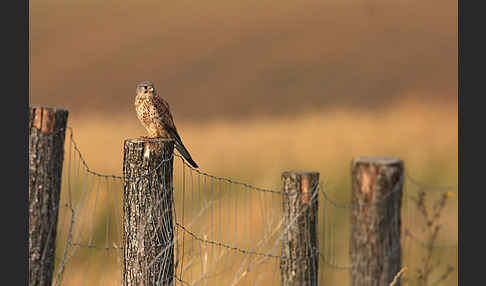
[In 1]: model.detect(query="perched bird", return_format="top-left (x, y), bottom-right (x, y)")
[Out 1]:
top-left (135, 80), bottom-right (199, 168)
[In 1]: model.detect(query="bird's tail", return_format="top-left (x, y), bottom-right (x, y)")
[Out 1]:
top-left (175, 142), bottom-right (199, 169)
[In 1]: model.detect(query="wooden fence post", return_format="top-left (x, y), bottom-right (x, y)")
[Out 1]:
top-left (350, 157), bottom-right (404, 286)
top-left (122, 138), bottom-right (175, 286)
top-left (281, 171), bottom-right (320, 286)
top-left (29, 106), bottom-right (69, 286)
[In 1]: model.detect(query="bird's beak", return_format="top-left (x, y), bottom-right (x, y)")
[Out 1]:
top-left (148, 87), bottom-right (154, 92)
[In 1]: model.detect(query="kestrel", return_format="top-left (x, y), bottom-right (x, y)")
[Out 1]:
top-left (135, 80), bottom-right (199, 168)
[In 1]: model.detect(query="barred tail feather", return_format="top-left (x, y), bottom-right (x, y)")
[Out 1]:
top-left (175, 142), bottom-right (199, 168)
top-left (167, 126), bottom-right (199, 168)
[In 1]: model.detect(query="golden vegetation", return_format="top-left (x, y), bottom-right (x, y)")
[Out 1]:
top-left (68, 98), bottom-right (457, 185)
top-left (54, 99), bottom-right (457, 285)
top-left (32, 0), bottom-right (457, 284)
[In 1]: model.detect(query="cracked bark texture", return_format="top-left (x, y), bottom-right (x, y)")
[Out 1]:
top-left (123, 138), bottom-right (174, 286)
top-left (281, 171), bottom-right (319, 286)
top-left (29, 106), bottom-right (68, 286)
top-left (350, 157), bottom-right (403, 286)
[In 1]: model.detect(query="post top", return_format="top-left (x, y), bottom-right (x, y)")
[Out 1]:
top-left (282, 170), bottom-right (320, 176)
top-left (30, 105), bottom-right (68, 113)
top-left (352, 156), bottom-right (403, 165)
top-left (124, 138), bottom-right (175, 144)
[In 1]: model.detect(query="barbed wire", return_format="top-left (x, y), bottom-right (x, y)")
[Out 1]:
top-left (320, 173), bottom-right (457, 211)
top-left (30, 125), bottom-right (457, 284)
top-left (64, 224), bottom-right (456, 273)
top-left (66, 127), bottom-right (175, 180)
top-left (58, 181), bottom-right (322, 263)
top-left (319, 173), bottom-right (404, 209)
top-left (175, 222), bottom-right (282, 259)
top-left (32, 126), bottom-right (459, 201)
top-left (62, 126), bottom-right (286, 196)
top-left (52, 126), bottom-right (458, 203)
top-left (174, 154), bottom-right (285, 195)
top-left (67, 125), bottom-right (457, 248)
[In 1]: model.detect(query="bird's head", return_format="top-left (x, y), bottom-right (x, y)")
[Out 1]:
top-left (136, 80), bottom-right (156, 96)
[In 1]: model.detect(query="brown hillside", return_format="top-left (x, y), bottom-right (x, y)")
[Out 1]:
top-left (30, 0), bottom-right (457, 122)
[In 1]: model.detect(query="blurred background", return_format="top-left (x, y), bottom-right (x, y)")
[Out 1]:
top-left (30, 0), bottom-right (457, 178)
top-left (30, 0), bottom-right (457, 284)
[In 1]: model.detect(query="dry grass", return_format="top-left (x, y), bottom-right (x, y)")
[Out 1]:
top-left (32, 0), bottom-right (456, 283)
top-left (67, 97), bottom-right (457, 184)
top-left (55, 98), bottom-right (457, 285)
top-left (390, 268), bottom-right (407, 286)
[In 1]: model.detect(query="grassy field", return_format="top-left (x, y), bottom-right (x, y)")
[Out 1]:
top-left (31, 0), bottom-right (457, 283)
top-left (65, 98), bottom-right (457, 184)
top-left (52, 98), bottom-right (458, 285)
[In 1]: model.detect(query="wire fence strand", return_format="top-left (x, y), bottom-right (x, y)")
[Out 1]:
top-left (27, 126), bottom-right (458, 285)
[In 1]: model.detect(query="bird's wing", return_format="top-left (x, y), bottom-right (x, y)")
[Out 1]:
top-left (151, 95), bottom-right (176, 129)
top-left (152, 95), bottom-right (198, 168)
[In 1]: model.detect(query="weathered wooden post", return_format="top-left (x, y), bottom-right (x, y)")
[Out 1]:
top-left (29, 106), bottom-right (69, 286)
top-left (122, 138), bottom-right (175, 286)
top-left (350, 157), bottom-right (404, 286)
top-left (281, 171), bottom-right (320, 286)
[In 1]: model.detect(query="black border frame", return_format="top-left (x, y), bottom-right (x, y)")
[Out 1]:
top-left (4, 0), bottom-right (29, 283)
top-left (21, 0), bottom-right (463, 284)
